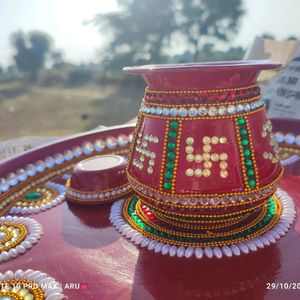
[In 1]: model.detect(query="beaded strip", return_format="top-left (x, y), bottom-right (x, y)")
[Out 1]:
top-left (152, 209), bottom-right (247, 228)
top-left (235, 116), bottom-right (255, 190)
top-left (133, 185), bottom-right (273, 210)
top-left (140, 99), bottom-right (263, 118)
top-left (245, 116), bottom-right (260, 187)
top-left (121, 195), bottom-right (281, 247)
top-left (143, 95), bottom-right (261, 107)
top-left (145, 84), bottom-right (258, 94)
top-left (139, 194), bottom-right (266, 219)
top-left (127, 166), bottom-right (283, 198)
top-left (160, 120), bottom-right (181, 192)
top-left (159, 120), bottom-right (170, 191)
top-left (140, 105), bottom-right (265, 120)
top-left (135, 199), bottom-right (267, 234)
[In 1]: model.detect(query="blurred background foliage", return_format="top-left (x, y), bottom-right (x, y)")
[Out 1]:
top-left (0, 0), bottom-right (297, 140)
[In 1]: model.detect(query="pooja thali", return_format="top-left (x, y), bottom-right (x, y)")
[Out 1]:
top-left (0, 120), bottom-right (299, 300)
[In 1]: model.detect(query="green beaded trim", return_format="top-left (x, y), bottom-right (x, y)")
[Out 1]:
top-left (162, 120), bottom-right (179, 191)
top-left (236, 116), bottom-right (257, 189)
top-left (126, 196), bottom-right (277, 244)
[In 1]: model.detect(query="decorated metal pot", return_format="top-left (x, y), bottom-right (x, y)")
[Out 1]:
top-left (126, 61), bottom-right (282, 216)
top-left (110, 61), bottom-right (296, 259)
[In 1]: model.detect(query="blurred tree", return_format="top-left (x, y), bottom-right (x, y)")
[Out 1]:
top-left (179, 0), bottom-right (244, 61)
top-left (51, 51), bottom-right (65, 68)
top-left (92, 0), bottom-right (175, 68)
top-left (92, 0), bottom-right (244, 68)
top-left (287, 36), bottom-right (298, 41)
top-left (0, 66), bottom-right (3, 76)
top-left (11, 31), bottom-right (52, 81)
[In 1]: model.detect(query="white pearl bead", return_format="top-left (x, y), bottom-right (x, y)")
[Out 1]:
top-left (4, 270), bottom-right (14, 279)
top-left (284, 133), bottom-right (295, 144)
top-left (245, 240), bottom-right (257, 252)
top-left (148, 240), bottom-right (157, 251)
top-left (14, 269), bottom-right (24, 279)
top-left (204, 247), bottom-right (213, 258)
top-left (184, 246), bottom-right (194, 258)
top-left (213, 247), bottom-right (223, 259)
top-left (222, 246), bottom-right (232, 257)
top-left (8, 248), bottom-right (18, 258)
top-left (176, 246), bottom-right (185, 258)
top-left (141, 238), bottom-right (150, 248)
top-left (238, 243), bottom-right (249, 254)
top-left (195, 247), bottom-right (203, 259)
top-left (45, 293), bottom-right (65, 300)
top-left (230, 244), bottom-right (241, 256)
top-left (169, 245), bottom-right (177, 257)
top-left (15, 245), bottom-right (26, 254)
top-left (161, 244), bottom-right (170, 255)
top-left (1, 251), bottom-right (10, 261)
top-left (45, 287), bottom-right (63, 297)
top-left (154, 242), bottom-right (163, 253)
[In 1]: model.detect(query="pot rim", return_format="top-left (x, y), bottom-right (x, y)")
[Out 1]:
top-left (123, 60), bottom-right (281, 74)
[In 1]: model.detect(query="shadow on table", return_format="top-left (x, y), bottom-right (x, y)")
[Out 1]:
top-left (60, 201), bottom-right (121, 249)
top-left (131, 245), bottom-right (281, 300)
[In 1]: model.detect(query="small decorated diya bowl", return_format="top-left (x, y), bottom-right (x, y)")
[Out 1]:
top-left (66, 155), bottom-right (132, 204)
top-left (110, 61), bottom-right (296, 259)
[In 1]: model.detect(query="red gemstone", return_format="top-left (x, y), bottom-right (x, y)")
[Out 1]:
top-left (228, 91), bottom-right (236, 100)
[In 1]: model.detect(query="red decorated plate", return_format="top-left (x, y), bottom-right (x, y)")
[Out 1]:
top-left (0, 121), bottom-right (299, 300)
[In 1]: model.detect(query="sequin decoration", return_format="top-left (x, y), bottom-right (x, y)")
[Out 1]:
top-left (185, 136), bottom-right (228, 178)
top-left (261, 119), bottom-right (280, 164)
top-left (0, 216), bottom-right (43, 262)
top-left (110, 188), bottom-right (296, 259)
top-left (133, 132), bottom-right (159, 174)
top-left (0, 269), bottom-right (64, 299)
top-left (9, 182), bottom-right (66, 215)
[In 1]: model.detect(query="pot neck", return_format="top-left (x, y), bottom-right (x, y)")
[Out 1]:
top-left (143, 84), bottom-right (261, 105)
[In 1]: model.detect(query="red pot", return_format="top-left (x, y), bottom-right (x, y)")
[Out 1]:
top-left (125, 61), bottom-right (282, 217)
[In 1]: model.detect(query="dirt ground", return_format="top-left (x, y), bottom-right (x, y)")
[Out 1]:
top-left (0, 81), bottom-right (144, 141)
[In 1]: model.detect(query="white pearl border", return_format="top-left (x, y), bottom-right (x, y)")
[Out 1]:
top-left (66, 183), bottom-right (131, 201)
top-left (9, 182), bottom-right (66, 215)
top-left (0, 269), bottom-right (65, 299)
top-left (140, 100), bottom-right (264, 118)
top-left (110, 189), bottom-right (296, 259)
top-left (0, 216), bottom-right (43, 262)
top-left (275, 132), bottom-right (300, 145)
top-left (281, 155), bottom-right (300, 166)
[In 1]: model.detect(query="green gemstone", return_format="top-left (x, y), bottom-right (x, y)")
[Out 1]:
top-left (245, 159), bottom-right (252, 167)
top-left (164, 171), bottom-right (173, 180)
top-left (167, 151), bottom-right (176, 160)
top-left (170, 120), bottom-right (179, 129)
top-left (246, 168), bottom-right (255, 176)
top-left (168, 131), bottom-right (177, 139)
top-left (243, 149), bottom-right (251, 156)
top-left (167, 142), bottom-right (176, 150)
top-left (248, 179), bottom-right (256, 188)
top-left (240, 128), bottom-right (248, 135)
top-left (166, 161), bottom-right (175, 169)
top-left (241, 138), bottom-right (249, 146)
top-left (237, 117), bottom-right (245, 126)
top-left (25, 192), bottom-right (42, 200)
top-left (163, 182), bottom-right (172, 190)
